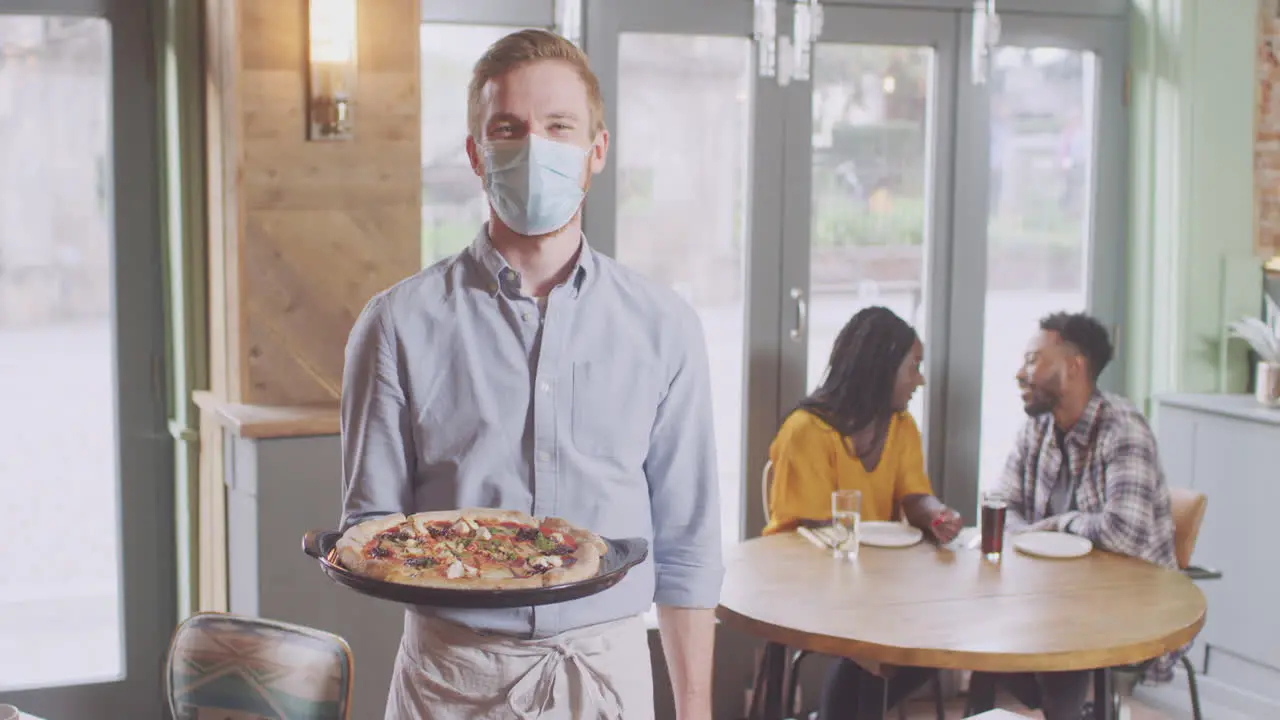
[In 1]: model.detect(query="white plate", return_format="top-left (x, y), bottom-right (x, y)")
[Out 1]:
top-left (859, 521), bottom-right (924, 548)
top-left (1012, 531), bottom-right (1093, 559)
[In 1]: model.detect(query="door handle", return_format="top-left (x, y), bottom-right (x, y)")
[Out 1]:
top-left (790, 287), bottom-right (807, 342)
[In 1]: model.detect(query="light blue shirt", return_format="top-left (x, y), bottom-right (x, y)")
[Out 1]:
top-left (339, 227), bottom-right (724, 638)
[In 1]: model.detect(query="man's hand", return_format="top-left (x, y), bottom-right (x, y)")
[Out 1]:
top-left (1017, 516), bottom-right (1063, 533)
top-left (657, 605), bottom-right (715, 720)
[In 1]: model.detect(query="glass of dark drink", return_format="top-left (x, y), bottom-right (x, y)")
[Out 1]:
top-left (980, 492), bottom-right (1007, 562)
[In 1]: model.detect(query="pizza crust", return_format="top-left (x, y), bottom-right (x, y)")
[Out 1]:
top-left (540, 516), bottom-right (606, 586)
top-left (541, 516), bottom-right (609, 555)
top-left (335, 512), bottom-right (406, 575)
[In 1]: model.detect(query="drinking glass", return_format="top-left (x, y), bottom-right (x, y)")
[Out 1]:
top-left (0, 704), bottom-right (21, 720)
top-left (830, 489), bottom-right (862, 559)
top-left (980, 491), bottom-right (1008, 562)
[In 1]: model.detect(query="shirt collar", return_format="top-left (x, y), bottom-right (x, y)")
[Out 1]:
top-left (1058, 390), bottom-right (1106, 449)
top-left (468, 223), bottom-right (592, 298)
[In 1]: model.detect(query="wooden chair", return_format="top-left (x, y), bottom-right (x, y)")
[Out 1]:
top-left (759, 459), bottom-right (944, 720)
top-left (1111, 488), bottom-right (1218, 720)
top-left (762, 458), bottom-right (774, 525)
top-left (1168, 488), bottom-right (1220, 720)
top-left (166, 611), bottom-right (354, 720)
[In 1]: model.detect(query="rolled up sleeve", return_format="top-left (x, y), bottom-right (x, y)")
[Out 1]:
top-left (339, 294), bottom-right (415, 531)
top-left (1054, 430), bottom-right (1167, 562)
top-left (645, 305), bottom-right (723, 609)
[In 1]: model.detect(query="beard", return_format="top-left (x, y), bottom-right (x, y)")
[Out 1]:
top-left (1020, 380), bottom-right (1062, 417)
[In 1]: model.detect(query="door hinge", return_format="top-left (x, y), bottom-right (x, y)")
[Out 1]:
top-left (791, 0), bottom-right (823, 83)
top-left (777, 35), bottom-right (794, 87)
top-left (168, 418), bottom-right (200, 443)
top-left (753, 0), bottom-right (777, 79)
top-left (970, 0), bottom-right (1001, 86)
top-left (553, 0), bottom-right (583, 48)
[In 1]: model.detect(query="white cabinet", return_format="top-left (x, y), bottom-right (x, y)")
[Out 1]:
top-left (1154, 394), bottom-right (1280, 717)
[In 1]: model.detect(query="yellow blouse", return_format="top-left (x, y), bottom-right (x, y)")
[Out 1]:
top-left (763, 409), bottom-right (934, 535)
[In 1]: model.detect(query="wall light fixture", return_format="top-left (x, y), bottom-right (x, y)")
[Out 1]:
top-left (307, 0), bottom-right (357, 141)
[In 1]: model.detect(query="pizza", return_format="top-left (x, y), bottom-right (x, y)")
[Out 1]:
top-left (334, 508), bottom-right (608, 590)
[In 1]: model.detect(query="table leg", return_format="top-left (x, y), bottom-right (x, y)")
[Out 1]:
top-left (750, 642), bottom-right (787, 720)
top-left (1093, 668), bottom-right (1115, 720)
top-left (854, 666), bottom-right (889, 720)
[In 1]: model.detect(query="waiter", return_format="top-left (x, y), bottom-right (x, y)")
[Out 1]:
top-left (339, 28), bottom-right (723, 720)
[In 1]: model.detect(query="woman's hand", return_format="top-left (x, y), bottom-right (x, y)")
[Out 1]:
top-left (929, 507), bottom-right (963, 544)
top-left (902, 494), bottom-right (962, 543)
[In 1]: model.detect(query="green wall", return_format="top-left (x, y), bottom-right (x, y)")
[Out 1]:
top-left (1128, 0), bottom-right (1263, 413)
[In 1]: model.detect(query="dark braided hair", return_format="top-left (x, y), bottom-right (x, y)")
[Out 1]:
top-left (794, 306), bottom-right (918, 440)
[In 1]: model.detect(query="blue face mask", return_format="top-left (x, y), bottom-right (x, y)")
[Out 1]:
top-left (482, 134), bottom-right (590, 237)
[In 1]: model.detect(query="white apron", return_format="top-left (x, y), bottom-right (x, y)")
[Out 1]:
top-left (384, 611), bottom-right (653, 720)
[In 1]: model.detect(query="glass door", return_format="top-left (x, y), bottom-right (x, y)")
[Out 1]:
top-left (776, 4), bottom-right (1129, 519)
top-left (778, 4), bottom-right (962, 487)
top-left (584, 0), bottom-right (771, 549)
top-left (0, 0), bottom-right (173, 717)
top-left (973, 12), bottom-right (1129, 497)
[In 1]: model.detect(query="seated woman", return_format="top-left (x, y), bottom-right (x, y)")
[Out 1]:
top-left (764, 306), bottom-right (962, 719)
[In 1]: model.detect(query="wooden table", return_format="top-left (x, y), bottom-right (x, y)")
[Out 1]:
top-left (717, 533), bottom-right (1206, 720)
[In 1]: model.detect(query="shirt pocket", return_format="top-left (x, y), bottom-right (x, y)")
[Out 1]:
top-left (570, 359), bottom-right (659, 463)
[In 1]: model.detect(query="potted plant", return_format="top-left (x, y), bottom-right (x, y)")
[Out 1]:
top-left (1228, 296), bottom-right (1280, 407)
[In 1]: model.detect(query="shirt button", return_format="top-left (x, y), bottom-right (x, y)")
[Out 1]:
top-left (540, 382), bottom-right (551, 393)
top-left (521, 312), bottom-right (531, 322)
top-left (538, 450), bottom-right (551, 462)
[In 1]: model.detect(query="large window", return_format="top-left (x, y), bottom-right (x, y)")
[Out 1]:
top-left (0, 16), bottom-right (121, 691)
top-left (614, 33), bottom-right (753, 548)
top-left (0, 5), bottom-right (173, 716)
top-left (978, 47), bottom-right (1098, 490)
top-left (420, 24), bottom-right (530, 266)
top-left (805, 43), bottom-right (934, 429)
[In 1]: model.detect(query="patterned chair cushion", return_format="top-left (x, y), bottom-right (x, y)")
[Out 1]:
top-left (166, 612), bottom-right (353, 720)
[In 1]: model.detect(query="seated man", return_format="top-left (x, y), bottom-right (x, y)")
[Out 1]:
top-left (967, 312), bottom-right (1178, 720)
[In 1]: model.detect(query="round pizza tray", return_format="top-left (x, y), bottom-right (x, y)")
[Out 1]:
top-left (301, 529), bottom-right (649, 608)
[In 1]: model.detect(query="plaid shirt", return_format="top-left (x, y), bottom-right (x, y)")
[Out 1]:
top-left (993, 391), bottom-right (1184, 682)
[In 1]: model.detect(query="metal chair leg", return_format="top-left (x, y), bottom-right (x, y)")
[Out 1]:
top-left (932, 671), bottom-right (945, 720)
top-left (783, 649), bottom-right (811, 717)
top-left (1182, 655), bottom-right (1204, 720)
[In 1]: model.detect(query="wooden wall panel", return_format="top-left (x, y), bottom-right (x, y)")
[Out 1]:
top-left (214, 0), bottom-right (421, 407)
top-left (199, 0), bottom-right (421, 610)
